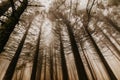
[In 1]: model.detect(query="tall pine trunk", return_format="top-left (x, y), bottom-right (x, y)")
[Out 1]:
top-left (30, 26), bottom-right (42, 80)
top-left (44, 54), bottom-right (46, 80)
top-left (0, 0), bottom-right (28, 53)
top-left (55, 52), bottom-right (58, 80)
top-left (49, 45), bottom-right (54, 80)
top-left (84, 4), bottom-right (118, 78)
top-left (98, 26), bottom-right (120, 56)
top-left (79, 39), bottom-right (96, 80)
top-left (59, 33), bottom-right (69, 80)
top-left (3, 18), bottom-right (32, 80)
top-left (36, 51), bottom-right (43, 80)
top-left (83, 25), bottom-right (117, 80)
top-left (64, 20), bottom-right (88, 80)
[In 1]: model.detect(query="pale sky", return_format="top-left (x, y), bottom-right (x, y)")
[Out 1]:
top-left (39, 0), bottom-right (88, 11)
top-left (38, 0), bottom-right (53, 12)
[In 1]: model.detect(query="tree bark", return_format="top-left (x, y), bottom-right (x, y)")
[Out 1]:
top-left (83, 25), bottom-right (117, 80)
top-left (44, 54), bottom-right (46, 80)
top-left (59, 33), bottom-right (69, 80)
top-left (0, 0), bottom-right (28, 53)
top-left (55, 52), bottom-right (58, 80)
top-left (98, 26), bottom-right (120, 56)
top-left (64, 20), bottom-right (88, 80)
top-left (79, 39), bottom-right (96, 80)
top-left (36, 52), bottom-right (43, 80)
top-left (49, 45), bottom-right (54, 80)
top-left (30, 27), bottom-right (42, 80)
top-left (3, 19), bottom-right (31, 80)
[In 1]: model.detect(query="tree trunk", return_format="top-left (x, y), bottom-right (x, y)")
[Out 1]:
top-left (3, 19), bottom-right (31, 80)
top-left (84, 25), bottom-right (117, 80)
top-left (44, 54), bottom-right (47, 80)
top-left (49, 45), bottom-right (54, 80)
top-left (55, 52), bottom-right (58, 80)
top-left (36, 52), bottom-right (43, 80)
top-left (59, 33), bottom-right (69, 80)
top-left (30, 27), bottom-right (42, 80)
top-left (98, 26), bottom-right (120, 56)
top-left (64, 20), bottom-right (88, 80)
top-left (0, 0), bottom-right (28, 53)
top-left (79, 39), bottom-right (96, 80)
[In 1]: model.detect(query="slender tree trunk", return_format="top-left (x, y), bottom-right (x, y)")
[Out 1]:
top-left (36, 52), bottom-right (43, 80)
top-left (83, 25), bottom-right (117, 80)
top-left (0, 0), bottom-right (28, 53)
top-left (98, 26), bottom-right (120, 56)
top-left (30, 26), bottom-right (42, 80)
top-left (55, 52), bottom-right (58, 80)
top-left (101, 39), bottom-right (120, 61)
top-left (79, 39), bottom-right (96, 80)
top-left (83, 6), bottom-right (118, 78)
top-left (49, 45), bottom-right (54, 80)
top-left (59, 33), bottom-right (69, 80)
top-left (64, 20), bottom-right (88, 80)
top-left (3, 19), bottom-right (31, 80)
top-left (44, 54), bottom-right (46, 80)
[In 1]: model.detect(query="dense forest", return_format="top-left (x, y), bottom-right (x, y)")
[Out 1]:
top-left (0, 0), bottom-right (120, 80)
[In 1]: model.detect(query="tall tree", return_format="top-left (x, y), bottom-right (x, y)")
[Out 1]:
top-left (48, 43), bottom-right (54, 80)
top-left (0, 0), bottom-right (28, 53)
top-left (59, 31), bottom-right (69, 80)
top-left (35, 49), bottom-right (43, 80)
top-left (49, 1), bottom-right (88, 79)
top-left (79, 38), bottom-right (96, 80)
top-left (83, 18), bottom-right (117, 80)
top-left (65, 20), bottom-right (88, 80)
top-left (30, 25), bottom-right (42, 80)
top-left (44, 53), bottom-right (47, 80)
top-left (54, 50), bottom-right (58, 80)
top-left (3, 14), bottom-right (34, 80)
top-left (97, 26), bottom-right (120, 55)
top-left (52, 23), bottom-right (69, 80)
top-left (80, 0), bottom-right (118, 79)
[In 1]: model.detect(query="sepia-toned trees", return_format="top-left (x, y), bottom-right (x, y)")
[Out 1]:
top-left (0, 0), bottom-right (120, 80)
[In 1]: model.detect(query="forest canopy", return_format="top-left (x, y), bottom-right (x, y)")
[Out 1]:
top-left (0, 0), bottom-right (120, 80)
